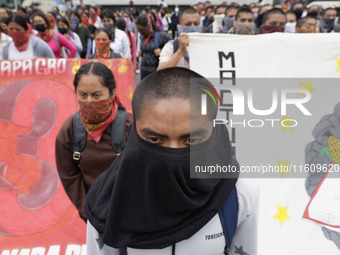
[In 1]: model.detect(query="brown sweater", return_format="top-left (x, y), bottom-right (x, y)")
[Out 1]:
top-left (55, 112), bottom-right (133, 219)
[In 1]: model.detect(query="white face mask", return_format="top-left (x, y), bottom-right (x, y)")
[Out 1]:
top-left (284, 22), bottom-right (296, 33)
top-left (175, 8), bottom-right (179, 12)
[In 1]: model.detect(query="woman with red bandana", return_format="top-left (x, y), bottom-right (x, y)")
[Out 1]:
top-left (1, 15), bottom-right (55, 59)
top-left (55, 62), bottom-right (133, 221)
top-left (47, 11), bottom-right (58, 31)
top-left (87, 28), bottom-right (121, 59)
top-left (89, 6), bottom-right (102, 29)
top-left (31, 12), bottom-right (77, 58)
top-left (81, 12), bottom-right (96, 38)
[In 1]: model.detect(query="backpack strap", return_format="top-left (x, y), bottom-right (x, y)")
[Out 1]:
top-left (53, 32), bottom-right (62, 56)
top-left (72, 113), bottom-right (87, 166)
top-left (154, 30), bottom-right (160, 49)
top-left (119, 247), bottom-right (127, 255)
top-left (173, 38), bottom-right (179, 53)
top-left (110, 108), bottom-right (127, 154)
top-left (218, 186), bottom-right (238, 254)
top-left (172, 38), bottom-right (189, 63)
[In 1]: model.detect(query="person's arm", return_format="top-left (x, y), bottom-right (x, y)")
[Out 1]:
top-left (36, 37), bottom-right (56, 58)
top-left (1, 43), bottom-right (9, 59)
top-left (57, 33), bottom-right (77, 58)
top-left (70, 32), bottom-right (83, 53)
top-left (55, 117), bottom-right (88, 219)
top-left (120, 30), bottom-right (132, 58)
top-left (228, 179), bottom-right (259, 255)
top-left (86, 37), bottom-right (92, 57)
top-left (130, 33), bottom-right (137, 69)
top-left (157, 34), bottom-right (188, 70)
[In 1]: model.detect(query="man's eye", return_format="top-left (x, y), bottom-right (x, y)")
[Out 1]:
top-left (185, 138), bottom-right (202, 145)
top-left (147, 137), bottom-right (160, 143)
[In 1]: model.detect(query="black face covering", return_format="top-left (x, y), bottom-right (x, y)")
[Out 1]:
top-left (293, 9), bottom-right (303, 19)
top-left (307, 11), bottom-right (318, 18)
top-left (58, 27), bottom-right (68, 34)
top-left (85, 122), bottom-right (239, 249)
top-left (34, 24), bottom-right (46, 32)
top-left (320, 16), bottom-right (335, 32)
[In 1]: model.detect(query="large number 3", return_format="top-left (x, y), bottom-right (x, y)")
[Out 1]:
top-left (0, 79), bottom-right (77, 236)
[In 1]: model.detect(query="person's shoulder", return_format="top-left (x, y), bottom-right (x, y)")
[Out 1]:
top-left (30, 35), bottom-right (49, 47)
top-left (56, 114), bottom-right (75, 142)
top-left (235, 178), bottom-right (259, 224)
top-left (115, 28), bottom-right (126, 37)
top-left (236, 178), bottom-right (259, 202)
top-left (159, 30), bottom-right (171, 40)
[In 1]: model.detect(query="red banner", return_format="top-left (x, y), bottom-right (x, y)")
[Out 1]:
top-left (0, 58), bottom-right (135, 255)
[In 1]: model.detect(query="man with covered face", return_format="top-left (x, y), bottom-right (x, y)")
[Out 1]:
top-left (228, 8), bottom-right (255, 35)
top-left (157, 7), bottom-right (200, 70)
top-left (85, 67), bottom-right (258, 255)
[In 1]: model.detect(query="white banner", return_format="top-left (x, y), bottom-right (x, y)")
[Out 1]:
top-left (188, 33), bottom-right (340, 255)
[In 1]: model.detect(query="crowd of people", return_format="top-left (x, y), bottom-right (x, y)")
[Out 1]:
top-left (1, 0), bottom-right (338, 254)
top-left (0, 0), bottom-right (339, 79)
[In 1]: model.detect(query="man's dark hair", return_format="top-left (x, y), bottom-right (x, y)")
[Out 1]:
top-left (116, 17), bottom-right (126, 30)
top-left (179, 7), bottom-right (199, 20)
top-left (262, 8), bottom-right (286, 24)
top-left (101, 9), bottom-right (116, 24)
top-left (132, 67), bottom-right (218, 121)
top-left (296, 15), bottom-right (317, 28)
top-left (205, 6), bottom-right (214, 13)
top-left (235, 8), bottom-right (253, 21)
top-left (225, 6), bottom-right (240, 15)
top-left (291, 2), bottom-right (304, 11)
top-left (136, 15), bottom-right (160, 31)
top-left (321, 7), bottom-right (337, 16)
top-left (214, 4), bottom-right (226, 14)
top-left (74, 62), bottom-right (116, 96)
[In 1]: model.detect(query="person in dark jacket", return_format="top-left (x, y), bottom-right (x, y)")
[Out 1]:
top-left (136, 15), bottom-right (170, 80)
top-left (55, 62), bottom-right (132, 221)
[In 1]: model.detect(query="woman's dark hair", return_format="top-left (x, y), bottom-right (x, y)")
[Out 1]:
top-left (0, 16), bottom-right (11, 25)
top-left (94, 27), bottom-right (113, 41)
top-left (88, 6), bottom-right (97, 13)
top-left (58, 17), bottom-right (70, 28)
top-left (116, 17), bottom-right (126, 30)
top-left (31, 11), bottom-right (51, 29)
top-left (100, 9), bottom-right (116, 24)
top-left (69, 10), bottom-right (81, 20)
top-left (81, 12), bottom-right (89, 18)
top-left (74, 62), bottom-right (116, 96)
top-left (149, 11), bottom-right (156, 22)
top-left (18, 7), bottom-right (27, 14)
top-left (48, 11), bottom-right (57, 20)
top-left (136, 15), bottom-right (160, 31)
top-left (9, 14), bottom-right (28, 30)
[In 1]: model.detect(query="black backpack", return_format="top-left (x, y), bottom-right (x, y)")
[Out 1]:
top-left (72, 109), bottom-right (127, 166)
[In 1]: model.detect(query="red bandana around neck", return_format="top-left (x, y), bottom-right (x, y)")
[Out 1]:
top-left (78, 97), bottom-right (119, 143)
